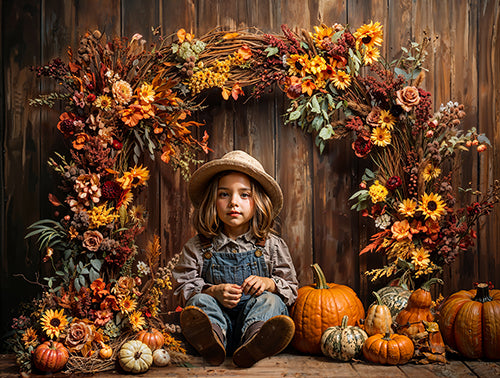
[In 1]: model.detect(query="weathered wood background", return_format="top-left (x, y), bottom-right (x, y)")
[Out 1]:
top-left (1, 0), bottom-right (499, 338)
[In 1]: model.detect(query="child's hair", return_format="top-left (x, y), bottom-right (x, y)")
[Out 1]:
top-left (193, 171), bottom-right (276, 239)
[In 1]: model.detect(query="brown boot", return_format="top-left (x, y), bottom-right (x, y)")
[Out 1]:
top-left (180, 306), bottom-right (226, 365)
top-left (232, 315), bottom-right (295, 368)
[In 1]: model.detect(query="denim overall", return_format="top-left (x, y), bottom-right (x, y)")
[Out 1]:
top-left (185, 235), bottom-right (289, 354)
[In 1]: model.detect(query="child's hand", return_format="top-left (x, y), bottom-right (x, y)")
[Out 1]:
top-left (210, 283), bottom-right (242, 309)
top-left (241, 275), bottom-right (276, 297)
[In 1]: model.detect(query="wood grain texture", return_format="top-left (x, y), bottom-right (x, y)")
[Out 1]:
top-left (2, 0), bottom-right (500, 335)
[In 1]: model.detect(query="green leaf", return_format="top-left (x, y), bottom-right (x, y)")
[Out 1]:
top-left (311, 115), bottom-right (324, 131)
top-left (265, 46), bottom-right (279, 57)
top-left (89, 268), bottom-right (100, 283)
top-left (310, 96), bottom-right (321, 113)
top-left (90, 259), bottom-right (103, 272)
top-left (289, 110), bottom-right (301, 121)
top-left (348, 189), bottom-right (369, 201)
top-left (318, 125), bottom-right (334, 140)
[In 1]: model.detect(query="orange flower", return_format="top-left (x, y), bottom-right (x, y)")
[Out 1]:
top-left (161, 143), bottom-right (176, 163)
top-left (72, 133), bottom-right (90, 150)
top-left (391, 219), bottom-right (412, 241)
top-left (301, 79), bottom-right (316, 96)
top-left (223, 32), bottom-right (239, 40)
top-left (221, 87), bottom-right (231, 100)
top-left (231, 83), bottom-right (245, 100)
top-left (90, 278), bottom-right (109, 300)
top-left (121, 103), bottom-right (144, 127)
top-left (237, 45), bottom-right (252, 60)
top-left (332, 70), bottom-right (351, 90)
top-left (177, 28), bottom-right (193, 43)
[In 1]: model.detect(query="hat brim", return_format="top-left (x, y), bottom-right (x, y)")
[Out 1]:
top-left (189, 159), bottom-right (283, 217)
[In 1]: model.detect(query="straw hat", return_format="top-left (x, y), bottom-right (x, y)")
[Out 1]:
top-left (188, 150), bottom-right (283, 217)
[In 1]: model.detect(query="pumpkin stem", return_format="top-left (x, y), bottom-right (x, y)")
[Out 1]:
top-left (341, 315), bottom-right (349, 328)
top-left (473, 283), bottom-right (493, 303)
top-left (311, 263), bottom-right (330, 289)
top-left (372, 291), bottom-right (383, 306)
top-left (382, 332), bottom-right (392, 340)
top-left (420, 277), bottom-right (443, 292)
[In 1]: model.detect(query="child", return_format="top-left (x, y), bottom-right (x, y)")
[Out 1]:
top-left (172, 150), bottom-right (298, 368)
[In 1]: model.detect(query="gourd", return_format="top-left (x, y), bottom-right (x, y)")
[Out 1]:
top-left (438, 283), bottom-right (500, 359)
top-left (290, 263), bottom-right (365, 354)
top-left (365, 291), bottom-right (392, 336)
top-left (33, 341), bottom-right (69, 372)
top-left (136, 328), bottom-right (164, 351)
top-left (362, 332), bottom-right (414, 365)
top-left (321, 315), bottom-right (368, 361)
top-left (99, 343), bottom-right (113, 359)
top-left (373, 285), bottom-right (411, 318)
top-left (395, 278), bottom-right (442, 336)
top-left (119, 340), bottom-right (153, 373)
top-left (153, 348), bottom-right (171, 366)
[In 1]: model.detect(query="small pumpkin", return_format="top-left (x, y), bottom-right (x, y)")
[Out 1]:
top-left (119, 340), bottom-right (153, 373)
top-left (99, 343), bottom-right (113, 359)
top-left (373, 285), bottom-right (411, 318)
top-left (33, 341), bottom-right (69, 372)
top-left (365, 291), bottom-right (392, 336)
top-left (290, 263), bottom-right (365, 354)
top-left (438, 283), bottom-right (500, 359)
top-left (153, 348), bottom-right (171, 367)
top-left (321, 315), bottom-right (368, 361)
top-left (395, 278), bottom-right (442, 337)
top-left (136, 327), bottom-right (164, 351)
top-left (363, 332), bottom-right (414, 365)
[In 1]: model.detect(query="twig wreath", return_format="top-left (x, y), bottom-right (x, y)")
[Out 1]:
top-left (8, 22), bottom-right (500, 373)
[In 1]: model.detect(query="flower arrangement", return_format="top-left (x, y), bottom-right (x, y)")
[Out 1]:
top-left (10, 20), bottom-right (499, 373)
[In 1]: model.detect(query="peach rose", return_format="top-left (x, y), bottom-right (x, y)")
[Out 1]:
top-left (396, 86), bottom-right (420, 112)
top-left (82, 230), bottom-right (103, 251)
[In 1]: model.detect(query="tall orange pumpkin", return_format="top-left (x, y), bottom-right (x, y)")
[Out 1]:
top-left (438, 283), bottom-right (500, 359)
top-left (290, 263), bottom-right (365, 354)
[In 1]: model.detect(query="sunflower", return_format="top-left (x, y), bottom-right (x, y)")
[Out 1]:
top-left (312, 25), bottom-right (334, 48)
top-left (418, 192), bottom-right (447, 221)
top-left (119, 295), bottom-right (137, 314)
top-left (40, 309), bottom-right (68, 339)
top-left (128, 311), bottom-right (146, 332)
top-left (378, 109), bottom-right (396, 130)
top-left (129, 205), bottom-right (146, 224)
top-left (398, 198), bottom-right (417, 217)
top-left (22, 327), bottom-right (39, 348)
top-left (117, 165), bottom-right (150, 190)
top-left (301, 79), bottom-right (316, 96)
top-left (136, 82), bottom-right (156, 104)
top-left (287, 54), bottom-right (309, 77)
top-left (354, 21), bottom-right (383, 50)
top-left (411, 247), bottom-right (430, 270)
top-left (423, 163), bottom-right (442, 182)
top-left (308, 55), bottom-right (327, 75)
top-left (332, 70), bottom-right (351, 90)
top-left (363, 46), bottom-right (381, 65)
top-left (371, 126), bottom-right (391, 147)
top-left (94, 95), bottom-right (113, 111)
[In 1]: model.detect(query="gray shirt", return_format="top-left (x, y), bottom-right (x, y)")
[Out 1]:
top-left (172, 231), bottom-right (298, 307)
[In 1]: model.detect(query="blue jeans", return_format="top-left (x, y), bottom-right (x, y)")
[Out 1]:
top-left (186, 291), bottom-right (288, 354)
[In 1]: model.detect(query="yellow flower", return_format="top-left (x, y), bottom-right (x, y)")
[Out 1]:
top-left (117, 165), bottom-right (150, 190)
top-left (308, 55), bottom-right (327, 75)
top-left (378, 109), bottom-right (396, 130)
top-left (332, 70), bottom-right (351, 90)
top-left (418, 192), bottom-right (447, 221)
top-left (369, 180), bottom-right (388, 203)
top-left (119, 296), bottom-right (137, 315)
top-left (411, 247), bottom-right (430, 270)
top-left (128, 311), bottom-right (146, 332)
top-left (40, 309), bottom-right (68, 339)
top-left (22, 327), bottom-right (39, 348)
top-left (423, 163), bottom-right (442, 182)
top-left (129, 205), bottom-right (146, 224)
top-left (312, 25), bottom-right (334, 48)
top-left (354, 21), bottom-right (383, 50)
top-left (136, 82), bottom-right (155, 104)
top-left (95, 95), bottom-right (113, 111)
top-left (88, 204), bottom-right (118, 229)
top-left (398, 199), bottom-right (417, 217)
top-left (371, 126), bottom-right (391, 147)
top-left (301, 79), bottom-right (316, 96)
top-left (287, 54), bottom-right (309, 77)
top-left (363, 46), bottom-right (381, 65)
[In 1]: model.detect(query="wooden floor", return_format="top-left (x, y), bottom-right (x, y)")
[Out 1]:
top-left (2, 352), bottom-right (500, 377)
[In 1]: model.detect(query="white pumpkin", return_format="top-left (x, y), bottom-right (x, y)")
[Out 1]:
top-left (119, 340), bottom-right (153, 373)
top-left (321, 315), bottom-right (368, 361)
top-left (153, 348), bottom-right (171, 367)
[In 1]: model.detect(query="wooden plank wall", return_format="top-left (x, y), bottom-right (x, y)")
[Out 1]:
top-left (1, 0), bottom-right (499, 338)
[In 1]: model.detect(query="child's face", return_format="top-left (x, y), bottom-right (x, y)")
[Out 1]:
top-left (216, 172), bottom-right (256, 238)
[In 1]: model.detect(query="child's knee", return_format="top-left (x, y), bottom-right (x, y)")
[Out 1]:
top-left (186, 292), bottom-right (218, 307)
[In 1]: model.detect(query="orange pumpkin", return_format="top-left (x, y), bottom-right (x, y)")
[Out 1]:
top-left (136, 328), bottom-right (164, 351)
top-left (438, 283), bottom-right (500, 359)
top-left (395, 278), bottom-right (442, 336)
top-left (290, 263), bottom-right (365, 354)
top-left (99, 344), bottom-right (113, 359)
top-left (363, 332), bottom-right (414, 365)
top-left (33, 341), bottom-right (69, 372)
